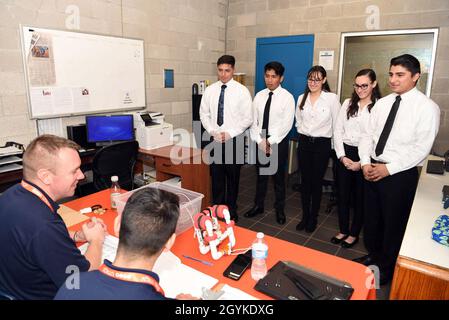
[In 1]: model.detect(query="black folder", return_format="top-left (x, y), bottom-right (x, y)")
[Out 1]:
top-left (254, 261), bottom-right (354, 300)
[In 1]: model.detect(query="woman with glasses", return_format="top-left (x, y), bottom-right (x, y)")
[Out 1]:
top-left (295, 65), bottom-right (340, 233)
top-left (331, 69), bottom-right (381, 248)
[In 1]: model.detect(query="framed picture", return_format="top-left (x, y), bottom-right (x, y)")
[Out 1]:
top-left (337, 29), bottom-right (439, 102)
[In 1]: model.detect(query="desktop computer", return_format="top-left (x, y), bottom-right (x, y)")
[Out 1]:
top-left (67, 124), bottom-right (96, 150)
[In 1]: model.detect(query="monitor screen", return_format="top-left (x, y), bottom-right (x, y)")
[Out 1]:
top-left (86, 115), bottom-right (134, 143)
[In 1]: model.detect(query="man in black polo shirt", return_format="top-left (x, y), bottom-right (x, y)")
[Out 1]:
top-left (55, 187), bottom-right (197, 300)
top-left (0, 135), bottom-right (105, 299)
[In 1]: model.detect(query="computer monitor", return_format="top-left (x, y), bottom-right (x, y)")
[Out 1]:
top-left (86, 115), bottom-right (134, 145)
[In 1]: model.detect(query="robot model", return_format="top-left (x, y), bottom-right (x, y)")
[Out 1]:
top-left (193, 204), bottom-right (236, 260)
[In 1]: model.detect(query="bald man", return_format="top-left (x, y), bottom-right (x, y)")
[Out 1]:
top-left (0, 135), bottom-right (105, 300)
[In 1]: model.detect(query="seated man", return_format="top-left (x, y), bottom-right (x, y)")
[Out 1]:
top-left (55, 187), bottom-right (197, 300)
top-left (0, 135), bottom-right (105, 300)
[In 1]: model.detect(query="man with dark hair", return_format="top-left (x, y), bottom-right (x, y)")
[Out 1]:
top-left (245, 61), bottom-right (295, 225)
top-left (55, 188), bottom-right (196, 300)
top-left (200, 54), bottom-right (253, 222)
top-left (0, 134), bottom-right (105, 300)
top-left (356, 54), bottom-right (440, 285)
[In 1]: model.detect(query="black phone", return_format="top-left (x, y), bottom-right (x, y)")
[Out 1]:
top-left (223, 250), bottom-right (252, 280)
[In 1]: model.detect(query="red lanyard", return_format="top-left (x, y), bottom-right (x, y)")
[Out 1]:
top-left (99, 264), bottom-right (165, 297)
top-left (21, 180), bottom-right (54, 213)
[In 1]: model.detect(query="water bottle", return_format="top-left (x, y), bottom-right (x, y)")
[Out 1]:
top-left (110, 175), bottom-right (121, 209)
top-left (251, 232), bottom-right (268, 281)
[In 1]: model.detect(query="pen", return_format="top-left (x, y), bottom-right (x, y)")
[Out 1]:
top-left (182, 255), bottom-right (213, 266)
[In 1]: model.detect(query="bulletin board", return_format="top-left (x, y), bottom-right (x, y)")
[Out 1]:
top-left (20, 26), bottom-right (146, 119)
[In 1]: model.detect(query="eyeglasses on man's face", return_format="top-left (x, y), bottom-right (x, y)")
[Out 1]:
top-left (353, 83), bottom-right (370, 90)
top-left (308, 78), bottom-right (323, 84)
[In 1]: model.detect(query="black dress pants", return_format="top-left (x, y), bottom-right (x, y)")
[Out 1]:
top-left (336, 144), bottom-right (364, 237)
top-left (209, 136), bottom-right (243, 218)
top-left (298, 134), bottom-right (331, 229)
top-left (254, 137), bottom-right (289, 211)
top-left (363, 166), bottom-right (419, 275)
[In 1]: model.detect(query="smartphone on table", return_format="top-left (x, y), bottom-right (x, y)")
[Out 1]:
top-left (223, 250), bottom-right (252, 280)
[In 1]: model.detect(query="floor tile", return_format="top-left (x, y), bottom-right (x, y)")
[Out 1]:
top-left (311, 226), bottom-right (338, 243)
top-left (303, 239), bottom-right (340, 255)
top-left (248, 222), bottom-right (282, 238)
top-left (276, 230), bottom-right (308, 246)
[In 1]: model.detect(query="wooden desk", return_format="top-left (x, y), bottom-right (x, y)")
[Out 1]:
top-left (390, 156), bottom-right (449, 299)
top-left (139, 145), bottom-right (211, 209)
top-left (64, 189), bottom-right (375, 300)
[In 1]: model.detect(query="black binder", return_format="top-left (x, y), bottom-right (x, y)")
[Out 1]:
top-left (254, 261), bottom-right (354, 300)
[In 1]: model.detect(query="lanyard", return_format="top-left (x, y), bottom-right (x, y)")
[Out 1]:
top-left (21, 180), bottom-right (54, 213)
top-left (99, 264), bottom-right (165, 296)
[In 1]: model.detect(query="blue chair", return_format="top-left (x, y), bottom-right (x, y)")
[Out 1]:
top-left (0, 288), bottom-right (15, 300)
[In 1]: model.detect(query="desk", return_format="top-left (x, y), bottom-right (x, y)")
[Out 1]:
top-left (390, 156), bottom-right (449, 299)
top-left (139, 145), bottom-right (211, 209)
top-left (64, 189), bottom-right (375, 300)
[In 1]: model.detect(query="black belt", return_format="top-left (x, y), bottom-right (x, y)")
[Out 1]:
top-left (299, 134), bottom-right (330, 143)
top-left (370, 158), bottom-right (387, 164)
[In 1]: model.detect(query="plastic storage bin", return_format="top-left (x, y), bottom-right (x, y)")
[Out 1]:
top-left (116, 182), bottom-right (204, 235)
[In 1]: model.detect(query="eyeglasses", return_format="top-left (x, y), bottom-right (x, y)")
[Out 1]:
top-left (308, 78), bottom-right (323, 84)
top-left (353, 83), bottom-right (370, 90)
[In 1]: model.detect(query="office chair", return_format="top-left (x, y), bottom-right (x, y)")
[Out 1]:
top-left (92, 140), bottom-right (139, 191)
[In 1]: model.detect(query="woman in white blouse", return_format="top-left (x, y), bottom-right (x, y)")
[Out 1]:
top-left (331, 69), bottom-right (381, 248)
top-left (295, 66), bottom-right (340, 233)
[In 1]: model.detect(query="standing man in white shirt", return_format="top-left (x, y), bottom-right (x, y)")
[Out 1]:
top-left (200, 55), bottom-right (253, 222)
top-left (244, 61), bottom-right (295, 225)
top-left (355, 54), bottom-right (440, 285)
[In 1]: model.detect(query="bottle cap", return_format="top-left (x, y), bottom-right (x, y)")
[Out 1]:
top-left (257, 232), bottom-right (264, 239)
top-left (111, 175), bottom-right (118, 182)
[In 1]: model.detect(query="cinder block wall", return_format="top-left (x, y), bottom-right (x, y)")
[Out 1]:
top-left (227, 0), bottom-right (449, 152)
top-left (0, 0), bottom-right (226, 145)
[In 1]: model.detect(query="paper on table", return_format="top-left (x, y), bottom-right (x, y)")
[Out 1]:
top-left (78, 235), bottom-right (217, 299)
top-left (218, 284), bottom-right (258, 300)
top-left (58, 205), bottom-right (89, 228)
top-left (154, 253), bottom-right (218, 299)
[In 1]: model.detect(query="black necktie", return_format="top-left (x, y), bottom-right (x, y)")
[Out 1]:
top-left (375, 95), bottom-right (401, 157)
top-left (262, 91), bottom-right (273, 138)
top-left (217, 84), bottom-right (227, 126)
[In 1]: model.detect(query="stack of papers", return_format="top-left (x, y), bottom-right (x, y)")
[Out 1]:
top-left (0, 146), bottom-right (23, 156)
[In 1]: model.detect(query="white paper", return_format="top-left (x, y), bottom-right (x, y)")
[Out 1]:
top-left (319, 50), bottom-right (334, 71)
top-left (78, 235), bottom-right (119, 262)
top-left (218, 284), bottom-right (258, 300)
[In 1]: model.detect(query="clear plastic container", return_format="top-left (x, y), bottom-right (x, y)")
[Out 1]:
top-left (115, 182), bottom-right (204, 235)
top-left (110, 175), bottom-right (121, 210)
top-left (251, 232), bottom-right (268, 281)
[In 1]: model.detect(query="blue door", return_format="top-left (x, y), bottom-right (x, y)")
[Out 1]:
top-left (255, 34), bottom-right (314, 103)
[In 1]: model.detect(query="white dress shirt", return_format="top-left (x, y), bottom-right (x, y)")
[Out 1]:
top-left (333, 98), bottom-right (371, 159)
top-left (250, 85), bottom-right (295, 145)
top-left (359, 87), bottom-right (440, 175)
top-left (200, 78), bottom-right (253, 138)
top-left (295, 91), bottom-right (340, 138)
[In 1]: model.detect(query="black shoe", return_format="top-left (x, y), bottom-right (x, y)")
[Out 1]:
top-left (353, 254), bottom-right (376, 266)
top-left (244, 206), bottom-right (264, 218)
top-left (296, 220), bottom-right (307, 231)
top-left (276, 210), bottom-right (286, 225)
top-left (305, 224), bottom-right (316, 233)
top-left (330, 234), bottom-right (348, 244)
top-left (341, 237), bottom-right (359, 249)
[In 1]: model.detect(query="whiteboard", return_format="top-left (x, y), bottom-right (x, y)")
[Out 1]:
top-left (20, 26), bottom-right (146, 119)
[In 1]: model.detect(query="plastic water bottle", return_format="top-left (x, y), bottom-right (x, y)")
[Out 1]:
top-left (251, 232), bottom-right (268, 281)
top-left (110, 176), bottom-right (121, 210)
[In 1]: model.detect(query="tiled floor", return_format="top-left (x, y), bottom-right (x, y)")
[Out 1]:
top-left (235, 164), bottom-right (392, 300)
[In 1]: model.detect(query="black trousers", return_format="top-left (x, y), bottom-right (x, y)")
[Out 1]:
top-left (298, 134), bottom-right (331, 228)
top-left (363, 166), bottom-right (418, 275)
top-left (336, 144), bottom-right (364, 237)
top-left (209, 136), bottom-right (243, 217)
top-left (254, 137), bottom-right (289, 211)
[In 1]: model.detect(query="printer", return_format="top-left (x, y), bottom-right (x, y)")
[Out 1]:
top-left (133, 111), bottom-right (173, 150)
